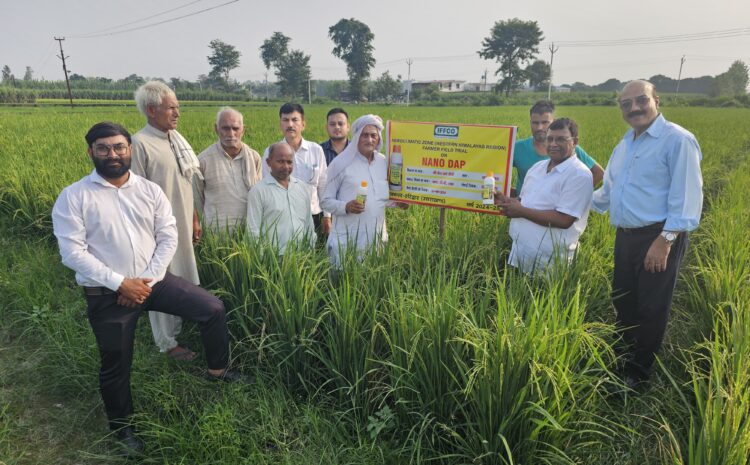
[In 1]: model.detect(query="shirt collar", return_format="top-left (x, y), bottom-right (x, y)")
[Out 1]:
top-left (217, 141), bottom-right (246, 160)
top-left (263, 175), bottom-right (299, 189)
top-left (625, 113), bottom-right (666, 141)
top-left (144, 123), bottom-right (170, 139)
top-left (280, 137), bottom-right (309, 153)
top-left (88, 169), bottom-right (137, 189)
top-left (546, 154), bottom-right (577, 174)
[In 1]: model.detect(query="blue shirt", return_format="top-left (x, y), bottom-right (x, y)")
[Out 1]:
top-left (320, 139), bottom-right (349, 166)
top-left (512, 137), bottom-right (597, 193)
top-left (592, 114), bottom-right (703, 231)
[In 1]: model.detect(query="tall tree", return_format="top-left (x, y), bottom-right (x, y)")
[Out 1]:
top-left (714, 60), bottom-right (749, 96)
top-left (23, 66), bottom-right (33, 81)
top-left (260, 32), bottom-right (290, 72)
top-left (371, 71), bottom-right (402, 102)
top-left (525, 60), bottom-right (550, 90)
top-left (207, 39), bottom-right (241, 83)
top-left (329, 18), bottom-right (375, 102)
top-left (276, 50), bottom-right (311, 100)
top-left (478, 18), bottom-right (543, 96)
top-left (2, 65), bottom-right (11, 83)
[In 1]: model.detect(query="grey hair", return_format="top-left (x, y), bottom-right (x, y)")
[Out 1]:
top-left (134, 80), bottom-right (176, 116)
top-left (216, 106), bottom-right (244, 127)
top-left (619, 79), bottom-right (657, 98)
top-left (267, 142), bottom-right (293, 160)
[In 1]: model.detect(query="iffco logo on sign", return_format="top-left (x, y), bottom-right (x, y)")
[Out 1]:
top-left (434, 125), bottom-right (459, 139)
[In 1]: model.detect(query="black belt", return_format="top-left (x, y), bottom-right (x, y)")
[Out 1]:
top-left (616, 221), bottom-right (665, 234)
top-left (83, 286), bottom-right (117, 296)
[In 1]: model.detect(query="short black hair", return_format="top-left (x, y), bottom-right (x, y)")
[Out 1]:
top-left (326, 107), bottom-right (348, 120)
top-left (85, 122), bottom-right (131, 147)
top-left (548, 117), bottom-right (578, 138)
top-left (529, 100), bottom-right (555, 116)
top-left (279, 102), bottom-right (304, 118)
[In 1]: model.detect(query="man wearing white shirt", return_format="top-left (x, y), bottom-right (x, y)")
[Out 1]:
top-left (52, 122), bottom-right (246, 458)
top-left (262, 103), bottom-right (330, 238)
top-left (495, 118), bottom-right (593, 273)
top-left (247, 142), bottom-right (315, 253)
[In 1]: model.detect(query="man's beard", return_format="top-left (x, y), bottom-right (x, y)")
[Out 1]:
top-left (532, 131), bottom-right (547, 143)
top-left (94, 157), bottom-right (131, 178)
top-left (330, 135), bottom-right (346, 142)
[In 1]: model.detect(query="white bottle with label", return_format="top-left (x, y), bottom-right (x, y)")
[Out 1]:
top-left (482, 172), bottom-right (495, 205)
top-left (356, 181), bottom-right (368, 206)
top-left (389, 145), bottom-right (403, 191)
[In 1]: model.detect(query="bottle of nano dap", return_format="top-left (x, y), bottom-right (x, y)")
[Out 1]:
top-left (482, 172), bottom-right (495, 205)
top-left (356, 181), bottom-right (368, 206)
top-left (389, 145), bottom-right (403, 191)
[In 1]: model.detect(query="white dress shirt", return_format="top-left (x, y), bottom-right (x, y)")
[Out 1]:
top-left (52, 170), bottom-right (178, 291)
top-left (262, 138), bottom-right (328, 216)
top-left (246, 176), bottom-right (315, 254)
top-left (321, 151), bottom-right (390, 266)
top-left (508, 156), bottom-right (593, 273)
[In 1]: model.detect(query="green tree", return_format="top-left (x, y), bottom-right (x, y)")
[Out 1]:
top-left (276, 50), bottom-right (311, 100)
top-left (23, 66), bottom-right (33, 81)
top-left (371, 71), bottom-right (402, 102)
top-left (207, 39), bottom-right (241, 83)
top-left (329, 18), bottom-right (375, 102)
top-left (478, 18), bottom-right (543, 96)
top-left (525, 60), bottom-right (550, 90)
top-left (260, 32), bottom-right (290, 71)
top-left (714, 60), bottom-right (749, 96)
top-left (2, 65), bottom-right (11, 83)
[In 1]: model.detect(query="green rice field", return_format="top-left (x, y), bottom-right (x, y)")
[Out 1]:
top-left (0, 104), bottom-right (748, 464)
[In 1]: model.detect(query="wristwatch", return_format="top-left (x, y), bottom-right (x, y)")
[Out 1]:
top-left (660, 231), bottom-right (678, 245)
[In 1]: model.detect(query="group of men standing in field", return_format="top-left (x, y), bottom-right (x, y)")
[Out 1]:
top-left (51, 78), bottom-right (702, 457)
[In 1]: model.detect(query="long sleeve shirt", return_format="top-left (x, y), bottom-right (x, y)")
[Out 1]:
top-left (195, 141), bottom-right (262, 232)
top-left (592, 114), bottom-right (703, 231)
top-left (52, 170), bottom-right (178, 291)
top-left (262, 138), bottom-right (329, 216)
top-left (246, 176), bottom-right (315, 254)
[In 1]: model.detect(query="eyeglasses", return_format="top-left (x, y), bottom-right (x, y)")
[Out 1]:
top-left (546, 136), bottom-right (574, 145)
top-left (93, 143), bottom-right (129, 157)
top-left (619, 95), bottom-right (651, 110)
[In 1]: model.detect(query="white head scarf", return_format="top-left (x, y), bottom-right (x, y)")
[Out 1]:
top-left (326, 114), bottom-right (384, 182)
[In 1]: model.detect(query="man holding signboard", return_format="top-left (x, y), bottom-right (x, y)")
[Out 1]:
top-left (496, 118), bottom-right (593, 273)
top-left (512, 100), bottom-right (603, 194)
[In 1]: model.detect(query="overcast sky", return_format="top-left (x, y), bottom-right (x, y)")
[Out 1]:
top-left (3, 0), bottom-right (749, 87)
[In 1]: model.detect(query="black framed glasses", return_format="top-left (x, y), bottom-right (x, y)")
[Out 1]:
top-left (619, 95), bottom-right (651, 110)
top-left (546, 136), bottom-right (574, 145)
top-left (93, 143), bottom-right (129, 157)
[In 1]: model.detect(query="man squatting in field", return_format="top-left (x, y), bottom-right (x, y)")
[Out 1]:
top-left (262, 103), bottom-right (331, 240)
top-left (320, 107), bottom-right (350, 166)
top-left (512, 100), bottom-right (603, 195)
top-left (495, 118), bottom-right (593, 273)
top-left (194, 107), bottom-right (263, 234)
top-left (247, 142), bottom-right (316, 254)
top-left (322, 114), bottom-right (408, 267)
top-left (130, 81), bottom-right (202, 361)
top-left (52, 122), bottom-right (248, 458)
top-left (592, 80), bottom-right (703, 390)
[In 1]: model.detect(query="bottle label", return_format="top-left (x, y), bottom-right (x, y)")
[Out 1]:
top-left (389, 164), bottom-right (402, 186)
top-left (356, 193), bottom-right (367, 205)
top-left (482, 184), bottom-right (493, 200)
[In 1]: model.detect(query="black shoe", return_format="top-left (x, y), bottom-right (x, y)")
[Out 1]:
top-left (206, 369), bottom-right (254, 384)
top-left (114, 426), bottom-right (144, 458)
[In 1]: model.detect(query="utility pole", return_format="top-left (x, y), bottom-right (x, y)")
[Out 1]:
top-left (307, 78), bottom-right (312, 105)
top-left (54, 37), bottom-right (74, 108)
top-left (547, 42), bottom-right (558, 101)
top-left (676, 55), bottom-right (686, 95)
top-left (406, 58), bottom-right (413, 106)
top-left (482, 69), bottom-right (488, 91)
top-left (264, 72), bottom-right (268, 102)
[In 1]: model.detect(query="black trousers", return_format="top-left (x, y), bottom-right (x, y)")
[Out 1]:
top-left (85, 273), bottom-right (228, 431)
top-left (612, 224), bottom-right (688, 380)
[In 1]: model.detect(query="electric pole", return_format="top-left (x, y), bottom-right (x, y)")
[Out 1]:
top-left (264, 72), bottom-right (268, 102)
top-left (547, 42), bottom-right (558, 101)
top-left (307, 78), bottom-right (312, 105)
top-left (482, 69), bottom-right (488, 90)
top-left (406, 58), bottom-right (413, 106)
top-left (676, 55), bottom-right (686, 95)
top-left (54, 37), bottom-right (74, 108)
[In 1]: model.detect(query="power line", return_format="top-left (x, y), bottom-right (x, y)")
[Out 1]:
top-left (67, 0), bottom-right (239, 39)
top-left (548, 27), bottom-right (750, 48)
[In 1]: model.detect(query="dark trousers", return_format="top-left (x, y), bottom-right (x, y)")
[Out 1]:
top-left (312, 212), bottom-right (327, 243)
top-left (612, 224), bottom-right (688, 380)
top-left (85, 272), bottom-right (228, 430)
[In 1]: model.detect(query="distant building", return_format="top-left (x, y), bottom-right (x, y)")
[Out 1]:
top-left (463, 82), bottom-right (494, 92)
top-left (411, 80), bottom-right (466, 93)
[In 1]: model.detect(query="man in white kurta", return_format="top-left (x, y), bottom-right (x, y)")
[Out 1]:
top-left (195, 107), bottom-right (262, 233)
top-left (247, 142), bottom-right (315, 254)
top-left (322, 114), bottom-right (403, 267)
top-left (496, 118), bottom-right (593, 273)
top-left (131, 81), bottom-right (201, 358)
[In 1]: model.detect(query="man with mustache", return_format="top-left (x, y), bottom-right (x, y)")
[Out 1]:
top-left (262, 103), bottom-right (330, 238)
top-left (495, 118), bottom-right (593, 273)
top-left (512, 100), bottom-right (603, 195)
top-left (247, 142), bottom-right (315, 254)
top-left (593, 80), bottom-right (703, 390)
top-left (52, 122), bottom-right (245, 458)
top-left (131, 81), bottom-right (202, 362)
top-left (195, 107), bottom-right (262, 233)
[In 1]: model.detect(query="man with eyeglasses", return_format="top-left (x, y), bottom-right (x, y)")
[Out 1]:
top-left (262, 103), bottom-right (330, 239)
top-left (320, 107), bottom-right (350, 166)
top-left (592, 80), bottom-right (703, 390)
top-left (52, 122), bottom-right (248, 458)
top-left (495, 118), bottom-right (593, 273)
top-left (512, 100), bottom-right (603, 195)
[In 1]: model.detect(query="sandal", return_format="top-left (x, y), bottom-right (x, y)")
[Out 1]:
top-left (167, 345), bottom-right (197, 362)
